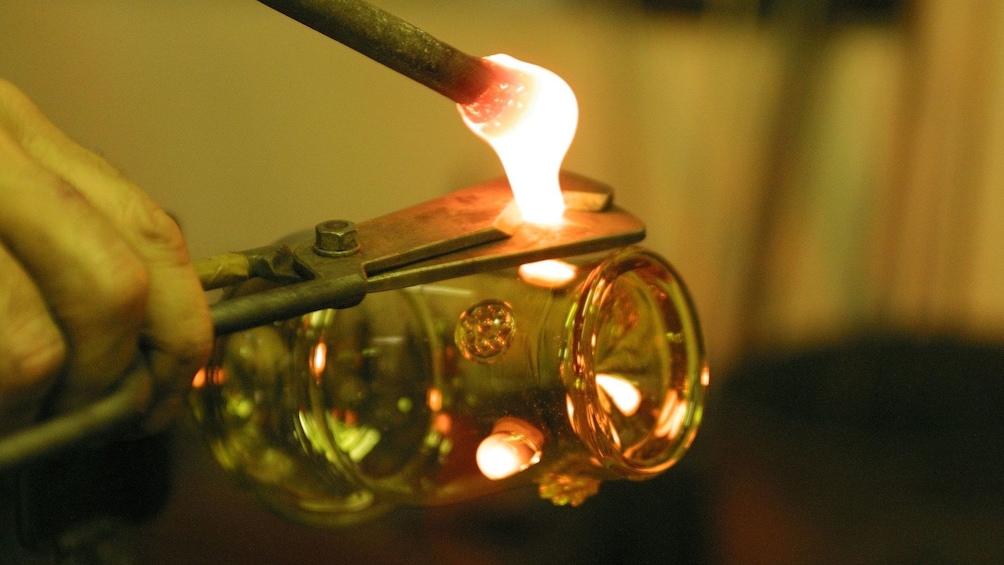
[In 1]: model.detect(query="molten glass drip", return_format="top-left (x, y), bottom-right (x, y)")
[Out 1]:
top-left (458, 54), bottom-right (578, 225)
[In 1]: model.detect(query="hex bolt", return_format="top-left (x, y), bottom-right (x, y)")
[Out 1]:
top-left (314, 219), bottom-right (360, 257)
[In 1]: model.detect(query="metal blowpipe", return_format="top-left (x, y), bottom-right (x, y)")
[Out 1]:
top-left (257, 0), bottom-right (495, 104)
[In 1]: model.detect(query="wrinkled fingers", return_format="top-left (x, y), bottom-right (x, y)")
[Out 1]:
top-left (0, 132), bottom-right (149, 415)
top-left (6, 84), bottom-right (212, 428)
top-left (0, 243), bottom-right (65, 433)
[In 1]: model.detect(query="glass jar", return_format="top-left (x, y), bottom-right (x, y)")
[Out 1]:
top-left (189, 246), bottom-right (707, 527)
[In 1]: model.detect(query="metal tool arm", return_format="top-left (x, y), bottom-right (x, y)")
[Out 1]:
top-left (0, 174), bottom-right (643, 471)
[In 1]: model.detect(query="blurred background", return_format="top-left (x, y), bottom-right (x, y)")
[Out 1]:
top-left (2, 0), bottom-right (1003, 563)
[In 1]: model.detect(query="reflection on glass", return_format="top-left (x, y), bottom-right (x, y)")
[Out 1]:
top-left (596, 374), bottom-right (643, 417)
top-left (189, 246), bottom-right (707, 526)
top-left (476, 417), bottom-right (544, 480)
top-left (518, 259), bottom-right (578, 288)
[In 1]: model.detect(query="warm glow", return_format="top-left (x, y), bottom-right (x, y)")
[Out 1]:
top-left (211, 367), bottom-right (227, 386)
top-left (477, 434), bottom-right (524, 480)
top-left (433, 413), bottom-right (452, 435)
top-left (310, 342), bottom-right (327, 377)
top-left (191, 367), bottom-right (207, 389)
top-left (427, 388), bottom-right (443, 412)
top-left (518, 259), bottom-right (578, 288)
top-left (477, 433), bottom-right (539, 481)
top-left (476, 417), bottom-right (544, 481)
top-left (654, 390), bottom-right (687, 439)
top-left (459, 54), bottom-right (578, 225)
top-left (596, 374), bottom-right (642, 417)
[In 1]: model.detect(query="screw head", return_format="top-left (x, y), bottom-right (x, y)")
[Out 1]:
top-left (314, 219), bottom-right (359, 257)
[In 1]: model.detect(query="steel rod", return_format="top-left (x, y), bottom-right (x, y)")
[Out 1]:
top-left (210, 274), bottom-right (366, 336)
top-left (0, 367), bottom-right (151, 472)
top-left (257, 0), bottom-right (495, 104)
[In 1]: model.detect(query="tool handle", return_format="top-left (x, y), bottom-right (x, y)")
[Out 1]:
top-left (0, 365), bottom-right (152, 472)
top-left (195, 252), bottom-right (252, 290)
top-left (0, 253), bottom-right (366, 469)
top-left (210, 270), bottom-right (366, 335)
top-left (0, 252), bottom-right (262, 471)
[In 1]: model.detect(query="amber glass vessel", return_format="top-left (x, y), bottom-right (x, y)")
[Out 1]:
top-left (189, 246), bottom-right (707, 526)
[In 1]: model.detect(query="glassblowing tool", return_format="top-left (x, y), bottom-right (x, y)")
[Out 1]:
top-left (0, 174), bottom-right (645, 471)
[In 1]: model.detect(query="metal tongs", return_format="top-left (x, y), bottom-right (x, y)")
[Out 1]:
top-left (0, 173), bottom-right (644, 470)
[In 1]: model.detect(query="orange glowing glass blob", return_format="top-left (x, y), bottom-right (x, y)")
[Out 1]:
top-left (191, 367), bottom-right (207, 389)
top-left (427, 388), bottom-right (443, 412)
top-left (433, 413), bottom-right (452, 435)
top-left (518, 259), bottom-right (578, 288)
top-left (310, 342), bottom-right (327, 377)
top-left (596, 374), bottom-right (642, 417)
top-left (476, 417), bottom-right (544, 480)
top-left (458, 54), bottom-right (578, 225)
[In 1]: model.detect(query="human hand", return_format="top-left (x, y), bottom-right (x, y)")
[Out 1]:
top-left (0, 79), bottom-right (212, 436)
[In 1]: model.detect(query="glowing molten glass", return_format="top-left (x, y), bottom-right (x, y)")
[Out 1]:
top-left (459, 54), bottom-right (578, 225)
top-left (310, 342), bottom-right (327, 377)
top-left (518, 259), bottom-right (578, 288)
top-left (191, 367), bottom-right (207, 389)
top-left (476, 417), bottom-right (544, 480)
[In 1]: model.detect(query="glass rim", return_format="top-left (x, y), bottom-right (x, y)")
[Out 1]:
top-left (564, 246), bottom-right (708, 478)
